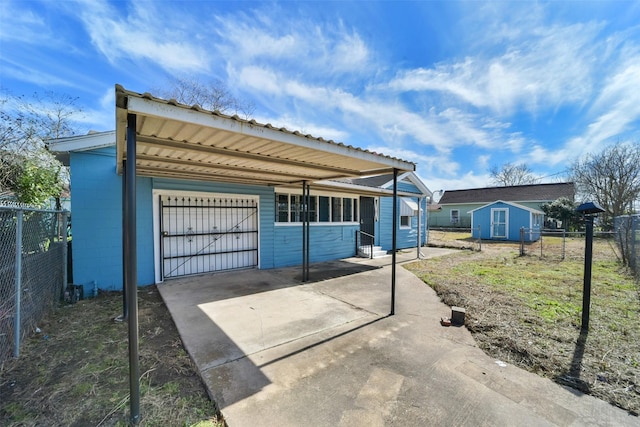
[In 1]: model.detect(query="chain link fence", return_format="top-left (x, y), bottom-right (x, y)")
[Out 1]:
top-left (519, 229), bottom-right (567, 260)
top-left (614, 215), bottom-right (640, 278)
top-left (1, 204), bottom-right (68, 363)
top-left (428, 226), bottom-right (618, 262)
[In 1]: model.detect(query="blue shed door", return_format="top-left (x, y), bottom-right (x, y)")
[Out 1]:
top-left (491, 208), bottom-right (508, 239)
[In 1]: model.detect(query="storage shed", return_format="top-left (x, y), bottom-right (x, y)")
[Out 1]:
top-left (469, 200), bottom-right (544, 241)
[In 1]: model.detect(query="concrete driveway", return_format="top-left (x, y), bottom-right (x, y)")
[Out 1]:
top-left (158, 249), bottom-right (635, 426)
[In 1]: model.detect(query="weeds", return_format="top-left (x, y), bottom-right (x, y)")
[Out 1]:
top-left (0, 287), bottom-right (224, 426)
top-left (406, 237), bottom-right (640, 415)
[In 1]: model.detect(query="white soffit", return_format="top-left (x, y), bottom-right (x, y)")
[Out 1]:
top-left (115, 85), bottom-right (415, 186)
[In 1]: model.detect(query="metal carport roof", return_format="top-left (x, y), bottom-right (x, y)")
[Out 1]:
top-left (115, 85), bottom-right (415, 185)
top-left (115, 84), bottom-right (414, 424)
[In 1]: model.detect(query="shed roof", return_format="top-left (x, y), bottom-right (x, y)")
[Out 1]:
top-left (468, 200), bottom-right (544, 215)
top-left (114, 85), bottom-right (414, 186)
top-left (439, 182), bottom-right (574, 205)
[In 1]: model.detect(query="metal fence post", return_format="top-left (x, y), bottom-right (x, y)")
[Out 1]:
top-left (14, 209), bottom-right (23, 358)
top-left (61, 211), bottom-right (68, 298)
top-left (520, 227), bottom-right (525, 256)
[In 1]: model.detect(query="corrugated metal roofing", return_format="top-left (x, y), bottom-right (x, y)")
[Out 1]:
top-left (115, 85), bottom-right (415, 185)
top-left (438, 182), bottom-right (575, 205)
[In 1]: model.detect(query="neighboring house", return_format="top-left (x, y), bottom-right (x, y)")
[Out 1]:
top-left (49, 89), bottom-right (430, 291)
top-left (430, 182), bottom-right (575, 228)
top-left (470, 200), bottom-right (544, 241)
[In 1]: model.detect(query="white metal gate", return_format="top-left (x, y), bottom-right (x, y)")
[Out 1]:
top-left (160, 195), bottom-right (258, 278)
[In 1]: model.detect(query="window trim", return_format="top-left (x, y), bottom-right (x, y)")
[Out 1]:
top-left (275, 190), bottom-right (359, 225)
top-left (450, 209), bottom-right (460, 224)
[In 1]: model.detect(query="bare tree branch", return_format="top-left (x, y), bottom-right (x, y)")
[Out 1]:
top-left (489, 163), bottom-right (538, 186)
top-left (152, 77), bottom-right (255, 119)
top-left (571, 141), bottom-right (640, 229)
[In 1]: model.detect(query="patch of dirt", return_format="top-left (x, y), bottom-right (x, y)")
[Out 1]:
top-left (0, 286), bottom-right (224, 426)
top-left (407, 236), bottom-right (640, 416)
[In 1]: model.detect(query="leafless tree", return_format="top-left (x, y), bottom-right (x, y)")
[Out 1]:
top-left (153, 77), bottom-right (255, 119)
top-left (489, 163), bottom-right (538, 186)
top-left (570, 141), bottom-right (640, 230)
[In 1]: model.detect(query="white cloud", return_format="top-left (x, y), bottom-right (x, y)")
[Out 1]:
top-left (0, 2), bottom-right (50, 45)
top-left (0, 58), bottom-right (77, 88)
top-left (524, 51), bottom-right (640, 166)
top-left (214, 9), bottom-right (372, 77)
top-left (386, 19), bottom-right (599, 118)
top-left (74, 0), bottom-right (209, 74)
top-left (428, 171), bottom-right (493, 192)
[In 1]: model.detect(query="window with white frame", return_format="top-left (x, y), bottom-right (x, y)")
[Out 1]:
top-left (399, 197), bottom-right (418, 229)
top-left (450, 209), bottom-right (459, 224)
top-left (275, 192), bottom-right (358, 224)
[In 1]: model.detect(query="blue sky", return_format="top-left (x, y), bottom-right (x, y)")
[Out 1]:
top-left (2, 1), bottom-right (639, 192)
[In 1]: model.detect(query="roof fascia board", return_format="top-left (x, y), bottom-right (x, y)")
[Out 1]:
top-left (123, 95), bottom-right (414, 172)
top-left (48, 131), bottom-right (116, 153)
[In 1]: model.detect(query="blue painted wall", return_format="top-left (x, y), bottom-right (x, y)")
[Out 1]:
top-left (378, 196), bottom-right (427, 250)
top-left (273, 224), bottom-right (358, 267)
top-left (471, 202), bottom-right (541, 241)
top-left (70, 148), bottom-right (154, 290)
top-left (70, 147), bottom-right (279, 290)
top-left (70, 146), bottom-right (369, 290)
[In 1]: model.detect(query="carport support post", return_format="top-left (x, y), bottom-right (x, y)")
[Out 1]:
top-left (121, 160), bottom-right (128, 321)
top-left (417, 196), bottom-right (422, 259)
top-left (305, 182), bottom-right (310, 280)
top-left (124, 113), bottom-right (141, 424)
top-left (391, 168), bottom-right (398, 316)
top-left (302, 181), bottom-right (310, 282)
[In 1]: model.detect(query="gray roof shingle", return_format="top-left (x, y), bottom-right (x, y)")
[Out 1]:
top-left (438, 182), bottom-right (575, 204)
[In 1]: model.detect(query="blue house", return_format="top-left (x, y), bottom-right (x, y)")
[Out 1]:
top-left (49, 86), bottom-right (431, 291)
top-left (469, 200), bottom-right (544, 242)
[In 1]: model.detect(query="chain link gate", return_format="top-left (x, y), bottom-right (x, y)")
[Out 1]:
top-left (160, 195), bottom-right (258, 279)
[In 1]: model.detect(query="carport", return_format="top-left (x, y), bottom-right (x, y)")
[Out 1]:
top-left (114, 85), bottom-right (415, 423)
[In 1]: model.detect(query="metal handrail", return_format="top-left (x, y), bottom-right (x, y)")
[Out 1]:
top-left (355, 230), bottom-right (375, 259)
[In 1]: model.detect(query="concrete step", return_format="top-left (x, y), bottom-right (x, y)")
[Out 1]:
top-left (357, 246), bottom-right (389, 258)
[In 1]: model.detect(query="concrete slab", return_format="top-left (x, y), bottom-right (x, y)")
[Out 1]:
top-left (158, 248), bottom-right (637, 426)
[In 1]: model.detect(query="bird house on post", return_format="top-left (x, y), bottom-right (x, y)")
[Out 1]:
top-left (576, 201), bottom-right (605, 332)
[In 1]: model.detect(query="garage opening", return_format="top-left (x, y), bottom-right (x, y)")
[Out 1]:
top-left (159, 194), bottom-right (258, 279)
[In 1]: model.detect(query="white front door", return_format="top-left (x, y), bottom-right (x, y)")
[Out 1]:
top-left (491, 208), bottom-right (508, 239)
